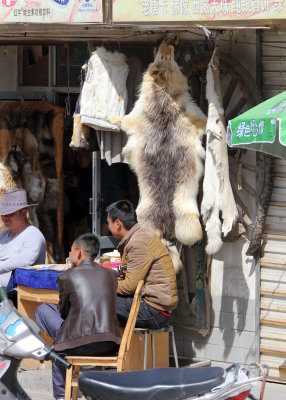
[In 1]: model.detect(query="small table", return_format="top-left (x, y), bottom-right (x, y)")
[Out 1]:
top-left (15, 267), bottom-right (62, 370)
top-left (16, 268), bottom-right (61, 325)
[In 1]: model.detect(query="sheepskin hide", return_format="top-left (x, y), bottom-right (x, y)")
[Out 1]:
top-left (201, 48), bottom-right (238, 255)
top-left (112, 42), bottom-right (206, 272)
top-left (80, 47), bottom-right (129, 132)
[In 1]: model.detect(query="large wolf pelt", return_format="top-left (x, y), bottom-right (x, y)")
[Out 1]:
top-left (201, 48), bottom-right (238, 255)
top-left (112, 42), bottom-right (206, 272)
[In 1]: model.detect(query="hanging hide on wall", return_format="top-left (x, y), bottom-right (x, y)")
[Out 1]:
top-left (0, 102), bottom-right (64, 263)
top-left (111, 42), bottom-right (206, 272)
top-left (201, 47), bottom-right (238, 255)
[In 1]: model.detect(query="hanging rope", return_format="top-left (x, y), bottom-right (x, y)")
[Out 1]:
top-left (65, 44), bottom-right (71, 117)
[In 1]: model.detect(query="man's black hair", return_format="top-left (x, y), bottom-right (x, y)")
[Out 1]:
top-left (74, 233), bottom-right (100, 259)
top-left (106, 200), bottom-right (137, 230)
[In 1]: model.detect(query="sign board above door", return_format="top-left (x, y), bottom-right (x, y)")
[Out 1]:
top-left (0, 0), bottom-right (103, 23)
top-left (112, 0), bottom-right (286, 26)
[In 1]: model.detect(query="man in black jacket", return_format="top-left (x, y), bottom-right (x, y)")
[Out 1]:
top-left (35, 233), bottom-right (121, 400)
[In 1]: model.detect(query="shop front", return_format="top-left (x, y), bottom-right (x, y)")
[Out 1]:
top-left (1, 0), bottom-right (286, 380)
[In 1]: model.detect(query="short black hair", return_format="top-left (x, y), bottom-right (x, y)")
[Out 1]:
top-left (106, 200), bottom-right (137, 230)
top-left (74, 233), bottom-right (100, 259)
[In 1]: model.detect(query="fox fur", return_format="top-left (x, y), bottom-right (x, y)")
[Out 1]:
top-left (112, 42), bottom-right (206, 272)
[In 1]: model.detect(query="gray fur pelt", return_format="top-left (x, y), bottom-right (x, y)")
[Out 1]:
top-left (111, 42), bottom-right (206, 272)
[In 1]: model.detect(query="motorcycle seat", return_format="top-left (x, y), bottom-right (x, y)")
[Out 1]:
top-left (78, 367), bottom-right (225, 400)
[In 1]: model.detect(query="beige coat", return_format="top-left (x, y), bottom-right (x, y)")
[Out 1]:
top-left (118, 224), bottom-right (178, 312)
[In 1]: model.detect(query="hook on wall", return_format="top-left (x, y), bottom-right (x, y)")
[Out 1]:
top-left (196, 24), bottom-right (212, 39)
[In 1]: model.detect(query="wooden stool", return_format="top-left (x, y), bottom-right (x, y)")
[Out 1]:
top-left (134, 325), bottom-right (179, 369)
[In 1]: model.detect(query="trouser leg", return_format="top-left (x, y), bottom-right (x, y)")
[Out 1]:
top-left (116, 295), bottom-right (170, 329)
top-left (52, 358), bottom-right (66, 399)
top-left (35, 303), bottom-right (65, 399)
top-left (35, 303), bottom-right (63, 340)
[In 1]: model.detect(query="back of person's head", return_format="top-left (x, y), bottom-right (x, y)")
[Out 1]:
top-left (106, 200), bottom-right (137, 230)
top-left (74, 233), bottom-right (100, 259)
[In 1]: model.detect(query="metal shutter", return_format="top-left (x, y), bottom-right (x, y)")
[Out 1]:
top-left (260, 31), bottom-right (286, 381)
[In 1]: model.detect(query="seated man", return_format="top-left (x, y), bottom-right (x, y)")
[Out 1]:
top-left (106, 200), bottom-right (178, 330)
top-left (0, 188), bottom-right (46, 288)
top-left (35, 233), bottom-right (121, 400)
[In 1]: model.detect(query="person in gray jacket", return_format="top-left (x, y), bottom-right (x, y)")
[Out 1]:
top-left (0, 189), bottom-right (46, 288)
top-left (35, 233), bottom-right (121, 400)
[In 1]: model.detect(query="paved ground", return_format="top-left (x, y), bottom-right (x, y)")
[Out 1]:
top-left (252, 381), bottom-right (286, 400)
top-left (17, 367), bottom-right (286, 400)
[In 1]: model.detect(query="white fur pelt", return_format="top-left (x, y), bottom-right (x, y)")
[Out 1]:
top-left (201, 47), bottom-right (238, 255)
top-left (111, 42), bottom-right (206, 272)
top-left (80, 47), bottom-right (129, 132)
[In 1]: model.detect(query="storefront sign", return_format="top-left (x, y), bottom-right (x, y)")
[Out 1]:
top-left (0, 0), bottom-right (103, 23)
top-left (112, 0), bottom-right (286, 23)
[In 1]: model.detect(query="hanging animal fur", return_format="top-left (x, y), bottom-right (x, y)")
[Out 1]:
top-left (112, 42), bottom-right (206, 272)
top-left (201, 47), bottom-right (238, 255)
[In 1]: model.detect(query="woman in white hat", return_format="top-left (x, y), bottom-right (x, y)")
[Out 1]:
top-left (0, 189), bottom-right (46, 288)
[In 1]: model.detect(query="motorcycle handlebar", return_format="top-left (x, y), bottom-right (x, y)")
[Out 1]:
top-left (47, 350), bottom-right (71, 369)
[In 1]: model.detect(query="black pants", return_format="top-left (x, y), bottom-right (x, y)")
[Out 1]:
top-left (116, 295), bottom-right (170, 329)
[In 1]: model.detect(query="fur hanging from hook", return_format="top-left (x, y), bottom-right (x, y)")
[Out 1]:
top-left (201, 47), bottom-right (238, 255)
top-left (111, 41), bottom-right (206, 272)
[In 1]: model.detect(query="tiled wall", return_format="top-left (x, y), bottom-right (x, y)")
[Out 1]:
top-left (173, 239), bottom-right (260, 366)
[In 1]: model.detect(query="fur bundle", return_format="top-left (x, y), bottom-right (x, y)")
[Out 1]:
top-left (0, 108), bottom-right (61, 262)
top-left (27, 111), bottom-right (55, 159)
top-left (0, 128), bottom-right (13, 162)
top-left (112, 42), bottom-right (206, 272)
top-left (70, 114), bottom-right (98, 151)
top-left (70, 67), bottom-right (98, 151)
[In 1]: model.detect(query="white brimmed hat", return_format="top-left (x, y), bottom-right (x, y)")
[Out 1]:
top-left (0, 189), bottom-right (37, 216)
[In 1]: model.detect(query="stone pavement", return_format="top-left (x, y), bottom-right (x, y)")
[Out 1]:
top-left (252, 381), bottom-right (286, 400)
top-left (17, 367), bottom-right (286, 400)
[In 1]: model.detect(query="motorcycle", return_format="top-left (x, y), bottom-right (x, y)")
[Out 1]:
top-left (0, 286), bottom-right (268, 400)
top-left (78, 363), bottom-right (268, 400)
top-left (0, 287), bottom-right (70, 400)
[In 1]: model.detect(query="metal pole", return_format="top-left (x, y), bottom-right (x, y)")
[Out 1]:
top-left (92, 150), bottom-right (101, 237)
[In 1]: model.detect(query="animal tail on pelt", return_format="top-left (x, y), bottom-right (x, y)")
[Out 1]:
top-left (160, 237), bottom-right (183, 274)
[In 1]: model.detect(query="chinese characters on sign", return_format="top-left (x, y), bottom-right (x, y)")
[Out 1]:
top-left (230, 118), bottom-right (276, 146)
top-left (0, 0), bottom-right (103, 23)
top-left (13, 7), bottom-right (51, 17)
top-left (236, 120), bottom-right (265, 139)
top-left (113, 0), bottom-right (286, 22)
